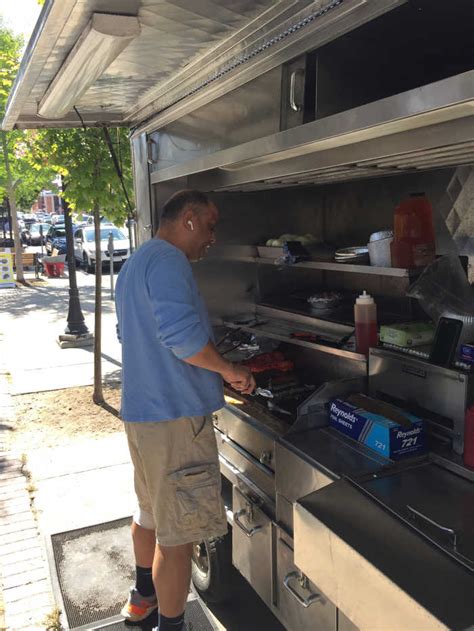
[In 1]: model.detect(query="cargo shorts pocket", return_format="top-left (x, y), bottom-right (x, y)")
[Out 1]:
top-left (169, 463), bottom-right (221, 530)
top-left (189, 415), bottom-right (210, 442)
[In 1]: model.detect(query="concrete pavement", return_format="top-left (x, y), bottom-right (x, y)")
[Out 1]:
top-left (0, 269), bottom-right (121, 395)
top-left (0, 268), bottom-right (134, 629)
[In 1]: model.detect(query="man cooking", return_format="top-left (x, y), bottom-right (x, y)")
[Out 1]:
top-left (115, 189), bottom-right (255, 630)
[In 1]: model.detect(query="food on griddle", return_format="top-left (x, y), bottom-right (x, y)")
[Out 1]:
top-left (307, 291), bottom-right (343, 311)
top-left (243, 351), bottom-right (294, 373)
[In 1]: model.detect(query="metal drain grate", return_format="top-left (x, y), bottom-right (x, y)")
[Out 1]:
top-left (49, 517), bottom-right (216, 630)
top-left (50, 517), bottom-right (135, 629)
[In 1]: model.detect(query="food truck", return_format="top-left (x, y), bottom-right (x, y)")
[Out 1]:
top-left (4, 1), bottom-right (474, 628)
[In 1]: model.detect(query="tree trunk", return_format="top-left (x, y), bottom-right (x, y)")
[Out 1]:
top-left (93, 201), bottom-right (104, 405)
top-left (1, 131), bottom-right (24, 283)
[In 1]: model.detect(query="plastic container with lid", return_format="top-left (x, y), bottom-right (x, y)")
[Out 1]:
top-left (354, 290), bottom-right (378, 356)
top-left (391, 192), bottom-right (436, 268)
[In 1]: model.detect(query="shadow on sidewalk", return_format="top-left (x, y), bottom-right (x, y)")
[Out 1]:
top-left (1, 282), bottom-right (116, 321)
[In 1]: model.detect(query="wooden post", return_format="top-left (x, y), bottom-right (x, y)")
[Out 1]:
top-left (93, 200), bottom-right (104, 405)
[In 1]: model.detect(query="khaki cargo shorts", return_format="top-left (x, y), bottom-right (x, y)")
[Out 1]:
top-left (124, 415), bottom-right (227, 547)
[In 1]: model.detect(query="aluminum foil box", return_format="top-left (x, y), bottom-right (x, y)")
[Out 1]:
top-left (460, 342), bottom-right (474, 365)
top-left (329, 398), bottom-right (424, 460)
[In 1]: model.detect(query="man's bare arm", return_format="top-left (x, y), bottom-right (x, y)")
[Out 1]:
top-left (183, 341), bottom-right (255, 394)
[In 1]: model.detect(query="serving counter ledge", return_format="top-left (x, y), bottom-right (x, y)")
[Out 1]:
top-left (294, 477), bottom-right (474, 631)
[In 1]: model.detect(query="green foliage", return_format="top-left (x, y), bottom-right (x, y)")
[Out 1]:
top-left (0, 22), bottom-right (55, 208)
top-left (0, 20), bottom-right (22, 119)
top-left (0, 19), bottom-right (133, 219)
top-left (28, 127), bottom-right (134, 225)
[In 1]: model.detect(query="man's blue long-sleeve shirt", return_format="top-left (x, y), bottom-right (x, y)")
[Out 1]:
top-left (115, 238), bottom-right (224, 421)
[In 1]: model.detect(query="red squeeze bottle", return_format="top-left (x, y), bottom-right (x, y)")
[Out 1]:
top-left (463, 406), bottom-right (474, 469)
top-left (391, 192), bottom-right (436, 268)
top-left (354, 291), bottom-right (378, 356)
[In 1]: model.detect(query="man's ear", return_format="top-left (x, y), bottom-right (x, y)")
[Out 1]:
top-left (183, 209), bottom-right (195, 231)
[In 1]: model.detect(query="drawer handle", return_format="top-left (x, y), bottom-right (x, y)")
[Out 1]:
top-left (234, 508), bottom-right (263, 538)
top-left (283, 571), bottom-right (321, 608)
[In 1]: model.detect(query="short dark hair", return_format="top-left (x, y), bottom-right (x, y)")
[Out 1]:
top-left (160, 189), bottom-right (210, 223)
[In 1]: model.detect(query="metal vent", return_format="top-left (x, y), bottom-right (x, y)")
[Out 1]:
top-left (213, 141), bottom-right (474, 192)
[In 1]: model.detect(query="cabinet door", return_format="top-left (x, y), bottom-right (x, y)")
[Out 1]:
top-left (276, 528), bottom-right (336, 631)
top-left (232, 486), bottom-right (272, 607)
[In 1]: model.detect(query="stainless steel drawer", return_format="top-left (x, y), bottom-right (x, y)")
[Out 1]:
top-left (232, 486), bottom-right (273, 608)
top-left (214, 405), bottom-right (276, 472)
top-left (276, 528), bottom-right (336, 631)
top-left (215, 427), bottom-right (275, 500)
top-left (275, 440), bottom-right (332, 533)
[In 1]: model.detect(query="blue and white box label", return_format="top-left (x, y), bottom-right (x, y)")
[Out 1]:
top-left (329, 398), bottom-right (425, 460)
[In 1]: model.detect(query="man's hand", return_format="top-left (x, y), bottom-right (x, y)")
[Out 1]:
top-left (223, 363), bottom-right (256, 395)
top-left (183, 341), bottom-right (256, 394)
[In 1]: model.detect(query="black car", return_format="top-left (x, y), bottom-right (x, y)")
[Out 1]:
top-left (45, 225), bottom-right (67, 254)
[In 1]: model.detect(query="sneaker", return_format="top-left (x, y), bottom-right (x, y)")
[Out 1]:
top-left (121, 587), bottom-right (158, 622)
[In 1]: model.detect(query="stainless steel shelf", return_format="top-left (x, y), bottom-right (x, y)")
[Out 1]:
top-left (222, 317), bottom-right (366, 363)
top-left (256, 258), bottom-right (417, 277)
top-left (207, 246), bottom-right (418, 277)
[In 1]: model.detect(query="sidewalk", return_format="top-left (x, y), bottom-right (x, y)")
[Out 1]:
top-left (0, 272), bottom-right (121, 395)
top-left (0, 365), bottom-right (56, 629)
top-left (0, 272), bottom-right (134, 629)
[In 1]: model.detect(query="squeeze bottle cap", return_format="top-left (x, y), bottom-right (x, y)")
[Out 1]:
top-left (356, 290), bottom-right (374, 305)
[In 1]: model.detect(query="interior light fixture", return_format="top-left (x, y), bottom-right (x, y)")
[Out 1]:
top-left (38, 12), bottom-right (140, 119)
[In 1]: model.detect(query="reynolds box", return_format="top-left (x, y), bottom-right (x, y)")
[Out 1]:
top-left (460, 342), bottom-right (474, 365)
top-left (329, 394), bottom-right (424, 460)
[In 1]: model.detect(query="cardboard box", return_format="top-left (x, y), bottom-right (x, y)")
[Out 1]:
top-left (379, 322), bottom-right (435, 347)
top-left (329, 394), bottom-right (425, 460)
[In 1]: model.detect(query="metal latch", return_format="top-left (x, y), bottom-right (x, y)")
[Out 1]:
top-left (234, 500), bottom-right (263, 538)
top-left (283, 571), bottom-right (321, 608)
top-left (259, 450), bottom-right (272, 466)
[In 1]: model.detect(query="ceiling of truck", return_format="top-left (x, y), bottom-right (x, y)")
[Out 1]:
top-left (2, 0), bottom-right (300, 130)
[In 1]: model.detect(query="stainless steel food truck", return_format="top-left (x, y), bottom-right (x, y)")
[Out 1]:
top-left (4, 1), bottom-right (474, 628)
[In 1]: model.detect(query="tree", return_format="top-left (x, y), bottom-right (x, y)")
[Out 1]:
top-left (28, 126), bottom-right (134, 404)
top-left (0, 22), bottom-right (58, 282)
top-left (0, 22), bottom-right (25, 281)
top-left (28, 127), bottom-right (133, 225)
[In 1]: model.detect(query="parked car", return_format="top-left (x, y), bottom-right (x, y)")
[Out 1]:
top-left (22, 222), bottom-right (50, 245)
top-left (45, 225), bottom-right (67, 254)
top-left (74, 225), bottom-right (130, 272)
top-left (22, 214), bottom-right (37, 227)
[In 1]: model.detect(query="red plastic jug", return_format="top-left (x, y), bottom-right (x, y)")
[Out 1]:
top-left (391, 193), bottom-right (436, 268)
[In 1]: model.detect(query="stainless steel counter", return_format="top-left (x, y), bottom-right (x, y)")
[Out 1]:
top-left (294, 478), bottom-right (474, 630)
top-left (279, 426), bottom-right (391, 480)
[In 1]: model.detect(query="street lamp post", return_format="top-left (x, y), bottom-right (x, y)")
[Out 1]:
top-left (58, 189), bottom-right (94, 348)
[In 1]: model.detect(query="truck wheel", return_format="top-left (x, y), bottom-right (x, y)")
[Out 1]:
top-left (191, 536), bottom-right (231, 604)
